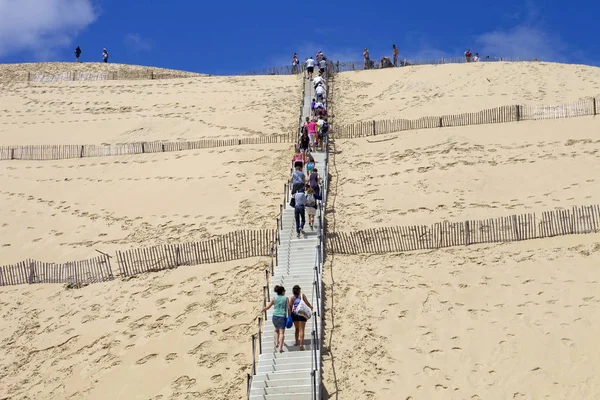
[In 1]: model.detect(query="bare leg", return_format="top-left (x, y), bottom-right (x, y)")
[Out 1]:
top-left (293, 321), bottom-right (300, 345)
top-left (299, 321), bottom-right (306, 350)
top-left (279, 329), bottom-right (285, 353)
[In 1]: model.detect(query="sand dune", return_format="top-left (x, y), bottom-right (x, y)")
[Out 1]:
top-left (323, 234), bottom-right (600, 399)
top-left (0, 257), bottom-right (266, 400)
top-left (0, 62), bottom-right (204, 82)
top-left (0, 62), bottom-right (299, 399)
top-left (0, 144), bottom-right (292, 264)
top-left (329, 116), bottom-right (600, 231)
top-left (324, 60), bottom-right (600, 399)
top-left (0, 64), bottom-right (301, 145)
top-left (333, 62), bottom-right (600, 124)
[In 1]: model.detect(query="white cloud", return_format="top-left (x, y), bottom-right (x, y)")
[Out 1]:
top-left (0, 0), bottom-right (97, 59)
top-left (124, 33), bottom-right (152, 52)
top-left (476, 25), bottom-right (567, 61)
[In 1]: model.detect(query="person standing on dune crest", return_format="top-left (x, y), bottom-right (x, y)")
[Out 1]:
top-left (103, 48), bottom-right (109, 63)
top-left (74, 46), bottom-right (82, 62)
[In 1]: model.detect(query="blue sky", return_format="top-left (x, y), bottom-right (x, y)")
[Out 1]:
top-left (0, 0), bottom-right (598, 74)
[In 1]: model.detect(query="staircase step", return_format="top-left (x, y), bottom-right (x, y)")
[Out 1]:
top-left (251, 377), bottom-right (311, 388)
top-left (250, 384), bottom-right (313, 396)
top-left (249, 393), bottom-right (312, 400)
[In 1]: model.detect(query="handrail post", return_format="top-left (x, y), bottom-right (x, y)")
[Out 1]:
top-left (258, 317), bottom-right (263, 354)
top-left (312, 370), bottom-right (317, 400)
top-left (251, 334), bottom-right (256, 375)
top-left (265, 270), bottom-right (270, 302)
top-left (312, 329), bottom-right (318, 364)
top-left (263, 287), bottom-right (268, 321)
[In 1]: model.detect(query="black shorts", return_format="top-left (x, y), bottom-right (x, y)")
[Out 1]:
top-left (291, 313), bottom-right (307, 322)
top-left (294, 161), bottom-right (303, 169)
top-left (319, 68), bottom-right (325, 73)
top-left (307, 67), bottom-right (314, 73)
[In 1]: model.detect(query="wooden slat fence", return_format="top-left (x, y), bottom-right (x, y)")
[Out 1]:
top-left (116, 229), bottom-right (276, 277)
top-left (333, 57), bottom-right (537, 72)
top-left (0, 135), bottom-right (294, 161)
top-left (28, 71), bottom-right (200, 82)
top-left (0, 255), bottom-right (113, 287)
top-left (328, 205), bottom-right (600, 255)
top-left (334, 97), bottom-right (600, 139)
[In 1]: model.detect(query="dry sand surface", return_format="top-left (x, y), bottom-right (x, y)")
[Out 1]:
top-left (0, 144), bottom-right (292, 264)
top-left (0, 62), bottom-right (204, 82)
top-left (323, 234), bottom-right (600, 399)
top-left (0, 257), bottom-right (267, 400)
top-left (333, 62), bottom-right (600, 124)
top-left (0, 63), bottom-right (301, 144)
top-left (329, 116), bottom-right (600, 231)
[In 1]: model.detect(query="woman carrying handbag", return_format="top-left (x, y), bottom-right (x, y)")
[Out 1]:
top-left (289, 285), bottom-right (313, 350)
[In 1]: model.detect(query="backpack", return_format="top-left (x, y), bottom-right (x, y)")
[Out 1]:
top-left (307, 194), bottom-right (316, 207)
top-left (321, 122), bottom-right (329, 133)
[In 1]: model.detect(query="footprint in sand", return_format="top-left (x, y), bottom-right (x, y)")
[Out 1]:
top-left (184, 322), bottom-right (209, 336)
top-left (136, 353), bottom-right (158, 365)
top-left (561, 338), bottom-right (574, 347)
top-left (171, 375), bottom-right (196, 390)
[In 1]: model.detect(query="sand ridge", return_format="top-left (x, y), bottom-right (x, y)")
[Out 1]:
top-left (0, 257), bottom-right (267, 400)
top-left (323, 235), bottom-right (600, 399)
top-left (0, 144), bottom-right (293, 264)
top-left (333, 62), bottom-right (600, 125)
top-left (323, 60), bottom-right (600, 399)
top-left (0, 66), bottom-right (302, 145)
top-left (329, 116), bottom-right (600, 231)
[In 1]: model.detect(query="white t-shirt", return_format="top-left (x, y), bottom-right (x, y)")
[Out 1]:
top-left (318, 60), bottom-right (327, 69)
top-left (473, 56), bottom-right (480, 62)
top-left (306, 58), bottom-right (315, 68)
top-left (315, 101), bottom-right (324, 109)
top-left (315, 86), bottom-right (325, 95)
top-left (313, 76), bottom-right (324, 86)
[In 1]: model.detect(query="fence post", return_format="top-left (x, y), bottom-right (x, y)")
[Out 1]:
top-left (10, 148), bottom-right (14, 160)
top-left (257, 317), bottom-right (263, 354)
top-left (150, 71), bottom-right (154, 80)
top-left (27, 72), bottom-right (31, 82)
top-left (28, 261), bottom-right (35, 284)
top-left (80, 146), bottom-right (84, 158)
top-left (372, 120), bottom-right (376, 135)
top-left (251, 335), bottom-right (256, 376)
top-left (593, 98), bottom-right (597, 116)
top-left (141, 143), bottom-right (145, 153)
top-left (515, 105), bottom-right (521, 121)
top-left (161, 143), bottom-right (165, 152)
top-left (464, 221), bottom-right (471, 246)
top-left (439, 117), bottom-right (443, 128)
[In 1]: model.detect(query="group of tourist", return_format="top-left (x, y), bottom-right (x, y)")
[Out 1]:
top-left (261, 285), bottom-right (313, 352)
top-left (259, 53), bottom-right (331, 353)
top-left (291, 59), bottom-right (330, 239)
top-left (361, 46), bottom-right (484, 69)
top-left (74, 46), bottom-right (109, 63)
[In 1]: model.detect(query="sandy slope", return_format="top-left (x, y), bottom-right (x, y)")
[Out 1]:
top-left (329, 116), bottom-right (600, 231)
top-left (333, 62), bottom-right (600, 124)
top-left (0, 257), bottom-right (266, 400)
top-left (0, 64), bottom-right (301, 144)
top-left (0, 62), bottom-right (204, 82)
top-left (322, 234), bottom-right (600, 399)
top-left (0, 63), bottom-right (300, 399)
top-left (0, 144), bottom-right (293, 264)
